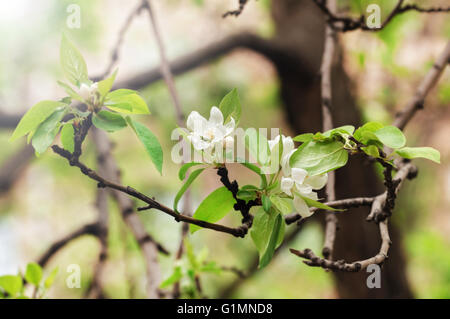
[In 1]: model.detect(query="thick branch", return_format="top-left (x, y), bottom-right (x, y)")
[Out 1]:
top-left (0, 145), bottom-right (34, 196)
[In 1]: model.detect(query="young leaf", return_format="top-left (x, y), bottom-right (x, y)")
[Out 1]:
top-left (373, 126), bottom-right (406, 149)
top-left (362, 145), bottom-right (380, 158)
top-left (126, 117), bottom-right (163, 174)
top-left (10, 101), bottom-right (65, 142)
top-left (219, 88), bottom-right (241, 124)
top-left (293, 133), bottom-right (314, 143)
top-left (300, 195), bottom-right (344, 211)
top-left (60, 34), bottom-right (88, 86)
top-left (395, 147), bottom-right (440, 164)
top-left (44, 267), bottom-right (59, 289)
top-left (57, 81), bottom-right (83, 102)
top-left (353, 122), bottom-right (384, 144)
top-left (97, 69), bottom-right (118, 98)
top-left (31, 108), bottom-right (67, 155)
top-left (173, 167), bottom-right (205, 212)
top-left (25, 262), bottom-right (43, 286)
top-left (289, 140), bottom-right (348, 176)
top-left (60, 124), bottom-right (75, 153)
top-left (0, 275), bottom-right (23, 297)
top-left (178, 162), bottom-right (204, 180)
top-left (259, 213), bottom-right (283, 268)
top-left (190, 187), bottom-right (236, 233)
top-left (159, 266), bottom-right (183, 289)
top-left (250, 208), bottom-right (285, 267)
top-left (236, 188), bottom-right (258, 203)
top-left (269, 195), bottom-right (292, 215)
top-left (92, 110), bottom-right (127, 132)
top-left (262, 194), bottom-right (271, 212)
top-left (105, 90), bottom-right (149, 114)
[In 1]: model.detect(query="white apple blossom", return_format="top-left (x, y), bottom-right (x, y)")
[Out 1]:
top-left (186, 106), bottom-right (235, 162)
top-left (79, 82), bottom-right (98, 104)
top-left (281, 167), bottom-right (328, 218)
top-left (268, 134), bottom-right (295, 175)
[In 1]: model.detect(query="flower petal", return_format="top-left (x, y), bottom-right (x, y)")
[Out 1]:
top-left (224, 116), bottom-right (236, 136)
top-left (291, 167), bottom-right (308, 184)
top-left (268, 135), bottom-right (281, 152)
top-left (209, 106), bottom-right (224, 126)
top-left (189, 134), bottom-right (210, 151)
top-left (281, 177), bottom-right (294, 196)
top-left (293, 196), bottom-right (313, 217)
top-left (306, 173), bottom-right (328, 190)
top-left (282, 136), bottom-right (294, 157)
top-left (187, 111), bottom-right (207, 133)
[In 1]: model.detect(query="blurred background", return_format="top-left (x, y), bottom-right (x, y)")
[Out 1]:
top-left (0, 0), bottom-right (448, 298)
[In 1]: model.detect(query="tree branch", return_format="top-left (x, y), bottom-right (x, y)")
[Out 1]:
top-left (37, 223), bottom-right (100, 267)
top-left (312, 0), bottom-right (450, 32)
top-left (394, 40), bottom-right (450, 130)
top-left (319, 0), bottom-right (338, 261)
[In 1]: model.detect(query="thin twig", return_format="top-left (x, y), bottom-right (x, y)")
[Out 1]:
top-left (92, 1), bottom-right (146, 81)
top-left (223, 0), bottom-right (249, 18)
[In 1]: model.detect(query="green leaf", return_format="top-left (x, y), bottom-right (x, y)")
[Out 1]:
top-left (173, 167), bottom-right (205, 212)
top-left (199, 261), bottom-right (222, 274)
top-left (250, 208), bottom-right (285, 268)
top-left (269, 195), bottom-right (292, 215)
top-left (362, 145), bottom-right (380, 158)
top-left (190, 187), bottom-right (236, 233)
top-left (31, 107), bottom-right (67, 155)
top-left (236, 186), bottom-right (258, 203)
top-left (259, 213), bottom-right (283, 268)
top-left (57, 81), bottom-right (83, 102)
top-left (25, 262), bottom-right (43, 286)
top-left (10, 100), bottom-right (65, 142)
top-left (374, 126), bottom-right (406, 149)
top-left (126, 117), bottom-right (163, 174)
top-left (44, 267), bottom-right (59, 289)
top-left (323, 125), bottom-right (355, 138)
top-left (293, 133), bottom-right (314, 143)
top-left (60, 33), bottom-right (88, 86)
top-left (289, 140), bottom-right (348, 176)
top-left (395, 147), bottom-right (440, 164)
top-left (106, 89), bottom-right (136, 99)
top-left (0, 275), bottom-right (23, 297)
top-left (178, 162), bottom-right (203, 180)
top-left (159, 266), bottom-right (182, 289)
top-left (262, 194), bottom-right (271, 212)
top-left (218, 88), bottom-right (241, 124)
top-left (300, 195), bottom-right (344, 211)
top-left (98, 69), bottom-right (117, 98)
top-left (353, 122), bottom-right (384, 144)
top-left (60, 124), bottom-right (75, 153)
top-left (245, 128), bottom-right (270, 166)
top-left (92, 110), bottom-right (127, 132)
top-left (105, 90), bottom-right (149, 114)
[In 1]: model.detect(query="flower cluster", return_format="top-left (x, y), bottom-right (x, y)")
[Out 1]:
top-left (186, 106), bottom-right (235, 163)
top-left (268, 134), bottom-right (328, 218)
top-left (184, 107), bottom-right (328, 218)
